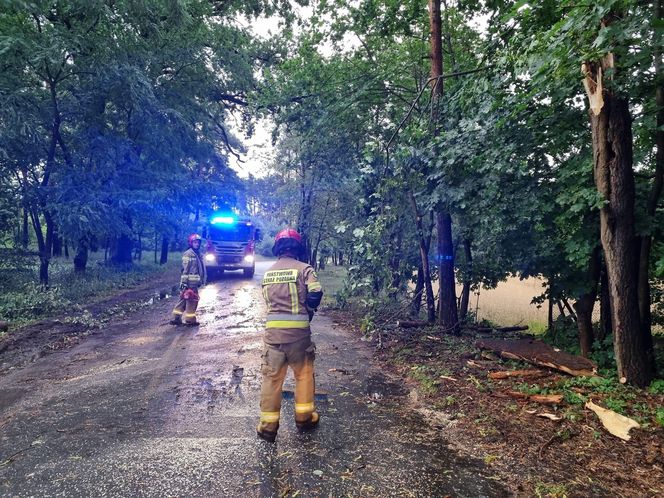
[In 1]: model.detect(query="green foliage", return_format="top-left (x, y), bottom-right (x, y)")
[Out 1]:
top-left (410, 364), bottom-right (440, 396)
top-left (648, 379), bottom-right (664, 395)
top-left (0, 253), bottom-right (178, 326)
top-left (0, 0), bottom-right (285, 277)
top-left (535, 482), bottom-right (569, 498)
top-left (589, 334), bottom-right (616, 370)
top-left (656, 408), bottom-right (664, 428)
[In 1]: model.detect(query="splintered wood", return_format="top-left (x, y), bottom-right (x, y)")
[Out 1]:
top-left (476, 338), bottom-right (597, 377)
top-left (586, 401), bottom-right (640, 441)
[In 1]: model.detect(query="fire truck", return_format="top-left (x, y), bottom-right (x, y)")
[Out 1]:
top-left (202, 214), bottom-right (262, 278)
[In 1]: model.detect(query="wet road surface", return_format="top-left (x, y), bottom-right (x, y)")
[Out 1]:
top-left (0, 261), bottom-right (508, 497)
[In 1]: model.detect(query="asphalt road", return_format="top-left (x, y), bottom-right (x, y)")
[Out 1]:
top-left (0, 261), bottom-right (508, 497)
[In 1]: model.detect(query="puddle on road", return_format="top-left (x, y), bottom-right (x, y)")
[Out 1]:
top-left (120, 336), bottom-right (161, 346)
top-left (176, 366), bottom-right (251, 409)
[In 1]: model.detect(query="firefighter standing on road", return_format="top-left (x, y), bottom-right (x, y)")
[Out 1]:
top-left (171, 233), bottom-right (207, 326)
top-left (257, 228), bottom-right (323, 442)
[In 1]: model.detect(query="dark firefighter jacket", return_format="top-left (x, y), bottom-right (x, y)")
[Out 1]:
top-left (180, 248), bottom-right (206, 289)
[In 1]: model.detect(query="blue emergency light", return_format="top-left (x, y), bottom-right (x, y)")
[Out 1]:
top-left (210, 216), bottom-right (236, 225)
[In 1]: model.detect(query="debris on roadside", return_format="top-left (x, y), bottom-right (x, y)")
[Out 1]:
top-left (488, 369), bottom-right (548, 380)
top-left (476, 338), bottom-right (597, 377)
top-left (498, 391), bottom-right (563, 405)
top-left (585, 400), bottom-right (640, 441)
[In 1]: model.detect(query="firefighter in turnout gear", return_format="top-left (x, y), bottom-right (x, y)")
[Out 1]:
top-left (257, 228), bottom-right (323, 442)
top-left (171, 233), bottom-right (207, 326)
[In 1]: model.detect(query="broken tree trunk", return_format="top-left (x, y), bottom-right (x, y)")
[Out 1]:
top-left (476, 338), bottom-right (597, 377)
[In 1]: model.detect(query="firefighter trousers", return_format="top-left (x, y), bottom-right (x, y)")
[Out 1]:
top-left (258, 336), bottom-right (316, 434)
top-left (172, 295), bottom-right (199, 324)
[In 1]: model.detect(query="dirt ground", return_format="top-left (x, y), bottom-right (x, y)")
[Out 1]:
top-left (325, 310), bottom-right (664, 498)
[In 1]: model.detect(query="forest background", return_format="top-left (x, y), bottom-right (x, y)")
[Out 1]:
top-left (0, 0), bottom-right (663, 392)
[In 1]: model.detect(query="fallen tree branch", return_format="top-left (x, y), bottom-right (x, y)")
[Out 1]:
top-left (488, 369), bottom-right (549, 380)
top-left (502, 391), bottom-right (563, 405)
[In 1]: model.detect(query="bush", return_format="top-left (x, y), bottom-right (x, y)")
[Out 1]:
top-left (0, 253), bottom-right (178, 327)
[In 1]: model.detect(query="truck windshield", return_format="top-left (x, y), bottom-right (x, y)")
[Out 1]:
top-left (208, 224), bottom-right (252, 242)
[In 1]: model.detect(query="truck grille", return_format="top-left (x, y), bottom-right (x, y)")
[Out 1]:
top-left (210, 241), bottom-right (248, 263)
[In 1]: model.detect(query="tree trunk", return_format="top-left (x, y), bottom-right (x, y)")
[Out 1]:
top-left (160, 236), bottom-right (169, 265)
top-left (583, 52), bottom-right (654, 386)
top-left (135, 234), bottom-right (142, 261)
top-left (110, 234), bottom-right (133, 265)
top-left (64, 241), bottom-right (69, 259)
top-left (573, 247), bottom-right (601, 357)
top-left (598, 262), bottom-right (612, 342)
top-left (52, 232), bottom-right (62, 257)
top-left (437, 211), bottom-right (459, 333)
top-left (459, 239), bottom-right (472, 320)
top-left (411, 264), bottom-right (425, 317)
top-left (74, 238), bottom-right (88, 273)
top-left (21, 208), bottom-right (29, 249)
top-left (547, 279), bottom-right (554, 331)
top-left (429, 0), bottom-right (459, 333)
top-left (29, 208), bottom-right (52, 286)
top-left (410, 192), bottom-right (436, 322)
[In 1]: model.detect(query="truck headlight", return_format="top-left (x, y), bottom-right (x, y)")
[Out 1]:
top-left (243, 255), bottom-right (255, 263)
top-left (205, 253), bottom-right (216, 262)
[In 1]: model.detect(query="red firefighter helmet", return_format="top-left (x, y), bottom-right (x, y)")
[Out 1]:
top-left (272, 228), bottom-right (303, 256)
top-left (188, 233), bottom-right (202, 247)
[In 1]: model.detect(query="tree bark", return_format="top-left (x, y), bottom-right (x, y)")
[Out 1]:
top-left (160, 236), bottom-right (169, 265)
top-left (409, 192), bottom-right (436, 322)
top-left (459, 239), bottom-right (472, 320)
top-left (110, 234), bottom-right (133, 265)
top-left (411, 264), bottom-right (425, 317)
top-left (52, 232), bottom-right (62, 257)
top-left (74, 238), bottom-right (88, 273)
top-left (437, 211), bottom-right (459, 333)
top-left (429, 0), bottom-right (459, 333)
top-left (21, 208), bottom-right (29, 249)
top-left (583, 51), bottom-right (655, 386)
top-left (573, 246), bottom-right (601, 357)
top-left (598, 262), bottom-right (612, 342)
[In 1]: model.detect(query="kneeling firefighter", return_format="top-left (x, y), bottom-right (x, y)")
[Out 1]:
top-left (171, 233), bottom-right (207, 326)
top-left (257, 228), bottom-right (323, 442)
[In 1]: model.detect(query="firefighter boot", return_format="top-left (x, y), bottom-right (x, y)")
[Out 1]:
top-left (256, 422), bottom-right (279, 443)
top-left (296, 411), bottom-right (320, 432)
